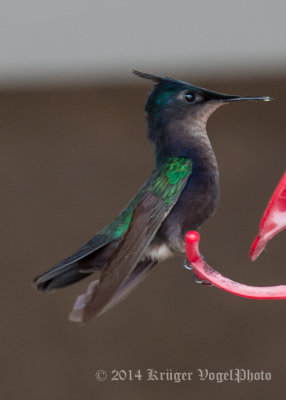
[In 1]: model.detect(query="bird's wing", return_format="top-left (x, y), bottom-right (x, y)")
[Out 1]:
top-left (79, 157), bottom-right (193, 322)
top-left (33, 187), bottom-right (143, 289)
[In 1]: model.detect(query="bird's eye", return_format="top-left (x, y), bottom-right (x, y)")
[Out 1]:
top-left (185, 92), bottom-right (195, 103)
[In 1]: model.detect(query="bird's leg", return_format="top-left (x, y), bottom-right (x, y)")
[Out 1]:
top-left (183, 255), bottom-right (212, 286)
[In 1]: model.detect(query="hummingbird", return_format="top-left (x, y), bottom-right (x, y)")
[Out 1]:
top-left (33, 71), bottom-right (271, 322)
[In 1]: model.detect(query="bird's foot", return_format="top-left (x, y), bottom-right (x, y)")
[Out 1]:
top-left (184, 258), bottom-right (193, 270)
top-left (192, 273), bottom-right (213, 286)
top-left (183, 257), bottom-right (212, 286)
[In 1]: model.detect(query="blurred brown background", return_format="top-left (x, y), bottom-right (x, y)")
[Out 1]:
top-left (0, 75), bottom-right (285, 399)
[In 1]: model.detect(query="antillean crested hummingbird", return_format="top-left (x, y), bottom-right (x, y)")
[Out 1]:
top-left (33, 70), bottom-right (271, 322)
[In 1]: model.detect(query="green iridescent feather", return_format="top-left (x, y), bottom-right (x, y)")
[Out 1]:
top-left (153, 86), bottom-right (179, 114)
top-left (152, 157), bottom-right (192, 205)
top-left (101, 157), bottom-right (192, 240)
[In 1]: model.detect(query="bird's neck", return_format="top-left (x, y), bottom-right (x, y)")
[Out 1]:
top-left (153, 120), bottom-right (218, 176)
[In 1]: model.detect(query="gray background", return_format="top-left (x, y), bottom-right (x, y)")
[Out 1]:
top-left (0, 1), bottom-right (286, 399)
top-left (0, 0), bottom-right (285, 85)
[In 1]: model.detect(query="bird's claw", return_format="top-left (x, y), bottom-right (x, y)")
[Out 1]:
top-left (192, 273), bottom-right (213, 286)
top-left (184, 258), bottom-right (193, 270)
top-left (183, 257), bottom-right (212, 286)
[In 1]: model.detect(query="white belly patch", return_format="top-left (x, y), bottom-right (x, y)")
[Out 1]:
top-left (146, 244), bottom-right (173, 261)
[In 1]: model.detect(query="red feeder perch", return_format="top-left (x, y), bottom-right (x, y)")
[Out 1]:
top-left (185, 172), bottom-right (286, 300)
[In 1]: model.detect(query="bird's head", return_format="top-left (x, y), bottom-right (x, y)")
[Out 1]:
top-left (133, 70), bottom-right (271, 142)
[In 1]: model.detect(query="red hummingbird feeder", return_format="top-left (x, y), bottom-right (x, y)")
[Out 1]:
top-left (185, 172), bottom-right (286, 299)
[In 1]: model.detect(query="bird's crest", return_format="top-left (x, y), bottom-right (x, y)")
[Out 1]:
top-left (132, 70), bottom-right (168, 84)
top-left (132, 70), bottom-right (190, 91)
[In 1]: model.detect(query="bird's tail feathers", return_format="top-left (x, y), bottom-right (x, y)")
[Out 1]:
top-left (33, 240), bottom-right (120, 292)
top-left (69, 258), bottom-right (157, 322)
top-left (33, 262), bottom-right (91, 292)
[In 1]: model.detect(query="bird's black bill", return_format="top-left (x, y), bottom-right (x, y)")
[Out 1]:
top-left (218, 94), bottom-right (272, 103)
top-left (204, 88), bottom-right (272, 103)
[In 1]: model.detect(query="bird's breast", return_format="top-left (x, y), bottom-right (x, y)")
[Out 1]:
top-left (154, 168), bottom-right (220, 254)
